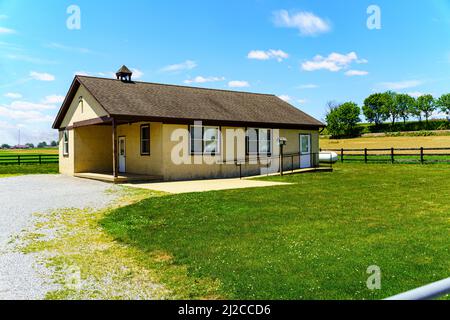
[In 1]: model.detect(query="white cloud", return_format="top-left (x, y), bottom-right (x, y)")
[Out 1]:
top-left (357, 58), bottom-right (369, 64)
top-left (408, 92), bottom-right (426, 98)
top-left (74, 71), bottom-right (90, 76)
top-left (0, 106), bottom-right (53, 122)
top-left (0, 15), bottom-right (8, 20)
top-left (273, 10), bottom-right (331, 36)
top-left (0, 125), bottom-right (58, 145)
top-left (345, 70), bottom-right (369, 76)
top-left (184, 76), bottom-right (225, 84)
top-left (4, 93), bottom-right (22, 99)
top-left (378, 80), bottom-right (422, 90)
top-left (297, 99), bottom-right (308, 104)
top-left (278, 95), bottom-right (291, 102)
top-left (302, 52), bottom-right (360, 72)
top-left (6, 54), bottom-right (56, 64)
top-left (160, 60), bottom-right (197, 73)
top-left (46, 42), bottom-right (91, 54)
top-left (0, 27), bottom-right (15, 34)
top-left (3, 101), bottom-right (55, 111)
top-left (298, 84), bottom-right (318, 89)
top-left (42, 95), bottom-right (65, 104)
top-left (97, 71), bottom-right (116, 78)
top-left (131, 68), bottom-right (144, 79)
top-left (247, 49), bottom-right (289, 62)
top-left (228, 81), bottom-right (250, 88)
top-left (30, 71), bottom-right (55, 81)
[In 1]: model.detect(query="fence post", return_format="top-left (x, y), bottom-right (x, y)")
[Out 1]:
top-left (341, 148), bottom-right (344, 163)
top-left (18, 155), bottom-right (20, 165)
top-left (364, 148), bottom-right (368, 164)
top-left (39, 155), bottom-right (42, 164)
top-left (391, 148), bottom-right (394, 164)
top-left (420, 147), bottom-right (424, 164)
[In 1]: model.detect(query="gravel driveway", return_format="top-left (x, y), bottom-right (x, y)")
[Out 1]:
top-left (0, 175), bottom-right (119, 300)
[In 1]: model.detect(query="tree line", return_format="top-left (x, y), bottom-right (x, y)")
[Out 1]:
top-left (325, 92), bottom-right (450, 138)
top-left (0, 141), bottom-right (58, 149)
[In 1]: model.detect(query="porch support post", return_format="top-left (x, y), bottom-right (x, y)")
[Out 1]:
top-left (112, 118), bottom-right (118, 178)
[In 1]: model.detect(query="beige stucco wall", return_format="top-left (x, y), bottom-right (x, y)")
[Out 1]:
top-left (60, 85), bottom-right (108, 128)
top-left (279, 129), bottom-right (319, 170)
top-left (74, 126), bottom-right (113, 173)
top-left (58, 84), bottom-right (111, 175)
top-left (160, 124), bottom-right (319, 181)
top-left (58, 130), bottom-right (74, 175)
top-left (110, 123), bottom-right (319, 180)
top-left (116, 122), bottom-right (163, 176)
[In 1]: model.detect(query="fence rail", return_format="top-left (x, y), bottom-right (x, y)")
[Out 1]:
top-left (320, 147), bottom-right (450, 164)
top-left (0, 154), bottom-right (59, 165)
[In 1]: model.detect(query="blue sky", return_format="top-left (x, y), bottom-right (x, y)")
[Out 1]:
top-left (0, 0), bottom-right (449, 144)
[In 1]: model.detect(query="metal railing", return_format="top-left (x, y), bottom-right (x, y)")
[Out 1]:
top-left (385, 277), bottom-right (450, 300)
top-left (0, 154), bottom-right (59, 165)
top-left (232, 152), bottom-right (333, 179)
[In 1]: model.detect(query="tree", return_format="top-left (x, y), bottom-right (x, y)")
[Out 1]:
top-left (384, 91), bottom-right (398, 126)
top-left (437, 93), bottom-right (450, 119)
top-left (363, 93), bottom-right (389, 126)
top-left (25, 143), bottom-right (34, 148)
top-left (50, 140), bottom-right (58, 147)
top-left (37, 141), bottom-right (48, 148)
top-left (395, 94), bottom-right (416, 124)
top-left (416, 94), bottom-right (436, 124)
top-left (408, 97), bottom-right (422, 122)
top-left (325, 102), bottom-right (361, 138)
top-left (1, 144), bottom-right (11, 149)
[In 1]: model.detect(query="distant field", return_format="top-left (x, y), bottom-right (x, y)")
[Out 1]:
top-left (0, 148), bottom-right (58, 155)
top-left (320, 135), bottom-right (450, 150)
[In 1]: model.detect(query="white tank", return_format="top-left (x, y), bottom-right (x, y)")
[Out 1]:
top-left (319, 151), bottom-right (338, 163)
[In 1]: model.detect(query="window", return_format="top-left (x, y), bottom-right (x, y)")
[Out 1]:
top-left (247, 128), bottom-right (258, 155)
top-left (140, 124), bottom-right (150, 155)
top-left (246, 128), bottom-right (272, 156)
top-left (203, 127), bottom-right (220, 155)
top-left (190, 125), bottom-right (220, 155)
top-left (258, 129), bottom-right (272, 155)
top-left (63, 130), bottom-right (69, 156)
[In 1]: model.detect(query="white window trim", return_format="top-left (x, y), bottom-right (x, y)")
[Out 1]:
top-left (63, 130), bottom-right (69, 156)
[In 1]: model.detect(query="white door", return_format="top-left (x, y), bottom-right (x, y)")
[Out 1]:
top-left (300, 134), bottom-right (311, 168)
top-left (118, 137), bottom-right (126, 173)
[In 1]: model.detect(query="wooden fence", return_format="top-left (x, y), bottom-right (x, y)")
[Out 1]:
top-left (320, 147), bottom-right (450, 164)
top-left (0, 154), bottom-right (59, 165)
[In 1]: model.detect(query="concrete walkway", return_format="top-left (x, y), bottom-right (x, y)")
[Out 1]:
top-left (125, 177), bottom-right (290, 194)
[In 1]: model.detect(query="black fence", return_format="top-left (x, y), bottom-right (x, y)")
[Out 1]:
top-left (0, 154), bottom-right (59, 165)
top-left (320, 148), bottom-right (450, 164)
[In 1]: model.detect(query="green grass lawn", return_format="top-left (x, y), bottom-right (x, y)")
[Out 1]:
top-left (101, 164), bottom-right (450, 300)
top-left (0, 163), bottom-right (59, 177)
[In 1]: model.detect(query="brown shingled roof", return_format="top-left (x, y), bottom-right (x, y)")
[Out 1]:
top-left (53, 76), bottom-right (324, 129)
